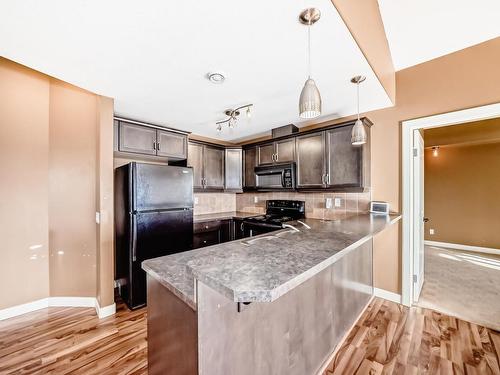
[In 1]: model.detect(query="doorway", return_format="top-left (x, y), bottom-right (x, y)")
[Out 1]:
top-left (401, 102), bottom-right (500, 309)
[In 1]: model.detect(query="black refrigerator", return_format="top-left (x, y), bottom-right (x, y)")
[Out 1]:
top-left (115, 162), bottom-right (193, 310)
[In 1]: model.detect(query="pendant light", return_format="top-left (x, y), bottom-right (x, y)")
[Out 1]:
top-left (299, 8), bottom-right (321, 119)
top-left (351, 75), bottom-right (367, 146)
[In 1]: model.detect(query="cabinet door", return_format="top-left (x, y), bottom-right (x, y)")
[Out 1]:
top-left (244, 147), bottom-right (257, 188)
top-left (275, 138), bottom-right (295, 163)
top-left (296, 132), bottom-right (326, 188)
top-left (118, 122), bottom-right (157, 155)
top-left (187, 143), bottom-right (204, 189)
top-left (193, 231), bottom-right (220, 249)
top-left (325, 125), bottom-right (363, 188)
top-left (204, 146), bottom-right (225, 189)
top-left (258, 143), bottom-right (275, 165)
top-left (225, 148), bottom-right (243, 191)
top-left (157, 130), bottom-right (187, 159)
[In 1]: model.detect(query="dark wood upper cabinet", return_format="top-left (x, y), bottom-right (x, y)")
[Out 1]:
top-left (188, 142), bottom-right (225, 191)
top-left (275, 138), bottom-right (295, 163)
top-left (225, 148), bottom-right (243, 191)
top-left (118, 122), bottom-right (157, 156)
top-left (325, 125), bottom-right (363, 188)
top-left (295, 121), bottom-right (370, 191)
top-left (157, 130), bottom-right (187, 159)
top-left (204, 146), bottom-right (225, 189)
top-left (258, 143), bottom-right (275, 165)
top-left (257, 139), bottom-right (296, 165)
top-left (115, 119), bottom-right (188, 161)
top-left (187, 142), bottom-right (204, 189)
top-left (296, 132), bottom-right (326, 189)
top-left (244, 146), bottom-right (257, 189)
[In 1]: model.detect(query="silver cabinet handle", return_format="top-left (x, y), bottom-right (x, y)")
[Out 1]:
top-left (157, 142), bottom-right (160, 151)
top-left (275, 153), bottom-right (279, 162)
top-left (327, 173), bottom-right (330, 185)
top-left (153, 141), bottom-right (156, 151)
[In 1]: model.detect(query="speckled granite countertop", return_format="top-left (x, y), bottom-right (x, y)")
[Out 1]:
top-left (142, 213), bottom-right (401, 310)
top-left (193, 211), bottom-right (259, 223)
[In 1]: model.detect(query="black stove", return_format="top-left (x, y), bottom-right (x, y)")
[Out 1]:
top-left (243, 200), bottom-right (305, 236)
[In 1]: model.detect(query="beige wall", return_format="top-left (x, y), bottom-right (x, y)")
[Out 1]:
top-left (48, 81), bottom-right (98, 297)
top-left (0, 58), bottom-right (50, 309)
top-left (96, 96), bottom-right (115, 308)
top-left (0, 57), bottom-right (114, 309)
top-left (424, 142), bottom-right (500, 249)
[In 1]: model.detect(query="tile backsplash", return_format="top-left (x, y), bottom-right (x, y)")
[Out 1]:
top-left (194, 193), bottom-right (236, 215)
top-left (235, 191), bottom-right (371, 220)
top-left (194, 191), bottom-right (371, 219)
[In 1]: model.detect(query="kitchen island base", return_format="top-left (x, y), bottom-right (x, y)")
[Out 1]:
top-left (146, 238), bottom-right (373, 375)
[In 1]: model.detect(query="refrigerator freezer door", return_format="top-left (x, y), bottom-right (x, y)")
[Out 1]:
top-left (132, 163), bottom-right (193, 212)
top-left (127, 208), bottom-right (193, 309)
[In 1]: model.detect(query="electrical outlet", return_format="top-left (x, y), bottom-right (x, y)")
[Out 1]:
top-left (194, 196), bottom-right (199, 205)
top-left (334, 197), bottom-right (342, 208)
top-left (325, 198), bottom-right (333, 209)
top-left (254, 196), bottom-right (258, 204)
top-left (429, 228), bottom-right (435, 235)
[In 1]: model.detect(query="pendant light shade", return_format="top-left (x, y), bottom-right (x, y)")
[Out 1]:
top-left (350, 75), bottom-right (367, 146)
top-left (351, 119), bottom-right (366, 145)
top-left (299, 78), bottom-right (321, 119)
top-left (299, 8), bottom-right (321, 119)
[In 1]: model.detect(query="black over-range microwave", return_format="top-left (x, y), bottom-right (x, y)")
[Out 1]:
top-left (254, 163), bottom-right (296, 191)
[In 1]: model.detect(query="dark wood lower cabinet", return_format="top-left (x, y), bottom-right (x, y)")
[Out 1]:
top-left (193, 219), bottom-right (232, 249)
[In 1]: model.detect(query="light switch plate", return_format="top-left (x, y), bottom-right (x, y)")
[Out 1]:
top-left (254, 196), bottom-right (258, 204)
top-left (334, 197), bottom-right (342, 208)
top-left (95, 212), bottom-right (100, 224)
top-left (325, 198), bottom-right (333, 209)
top-left (430, 229), bottom-right (435, 235)
top-left (194, 196), bottom-right (199, 205)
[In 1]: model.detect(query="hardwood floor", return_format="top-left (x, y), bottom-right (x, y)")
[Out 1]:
top-left (0, 303), bottom-right (147, 374)
top-left (1, 298), bottom-right (499, 374)
top-left (323, 298), bottom-right (500, 375)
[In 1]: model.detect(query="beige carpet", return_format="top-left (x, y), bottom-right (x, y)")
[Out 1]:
top-left (416, 245), bottom-right (500, 332)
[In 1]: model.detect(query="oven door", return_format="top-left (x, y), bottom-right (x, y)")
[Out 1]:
top-left (243, 221), bottom-right (282, 237)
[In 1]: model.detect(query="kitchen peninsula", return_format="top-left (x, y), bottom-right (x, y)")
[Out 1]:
top-left (142, 212), bottom-right (401, 375)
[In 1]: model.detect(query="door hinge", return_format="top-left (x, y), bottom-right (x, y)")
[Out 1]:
top-left (413, 274), bottom-right (418, 283)
top-left (413, 148), bottom-right (418, 157)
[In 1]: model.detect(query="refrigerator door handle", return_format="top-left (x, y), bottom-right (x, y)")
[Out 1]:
top-left (131, 214), bottom-right (138, 262)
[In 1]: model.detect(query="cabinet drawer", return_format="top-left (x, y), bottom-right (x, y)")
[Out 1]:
top-left (194, 220), bottom-right (222, 234)
top-left (193, 231), bottom-right (220, 249)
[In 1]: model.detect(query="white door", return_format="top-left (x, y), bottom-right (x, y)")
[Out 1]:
top-left (413, 130), bottom-right (425, 302)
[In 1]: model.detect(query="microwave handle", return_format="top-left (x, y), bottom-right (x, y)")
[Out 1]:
top-left (281, 169), bottom-right (286, 187)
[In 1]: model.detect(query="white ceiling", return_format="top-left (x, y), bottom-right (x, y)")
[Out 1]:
top-left (378, 0), bottom-right (500, 71)
top-left (0, 0), bottom-right (392, 141)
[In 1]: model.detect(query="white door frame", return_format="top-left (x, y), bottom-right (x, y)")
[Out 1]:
top-left (401, 102), bottom-right (500, 306)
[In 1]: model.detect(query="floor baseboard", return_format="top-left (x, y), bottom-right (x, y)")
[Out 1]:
top-left (0, 297), bottom-right (116, 321)
top-left (0, 298), bottom-right (49, 321)
top-left (424, 240), bottom-right (500, 255)
top-left (95, 301), bottom-right (116, 319)
top-left (374, 287), bottom-right (402, 304)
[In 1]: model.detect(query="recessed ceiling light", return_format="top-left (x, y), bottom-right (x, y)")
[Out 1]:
top-left (207, 72), bottom-right (225, 84)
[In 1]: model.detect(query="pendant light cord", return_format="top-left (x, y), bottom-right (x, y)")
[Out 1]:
top-left (308, 23), bottom-right (311, 78)
top-left (357, 82), bottom-right (360, 121)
